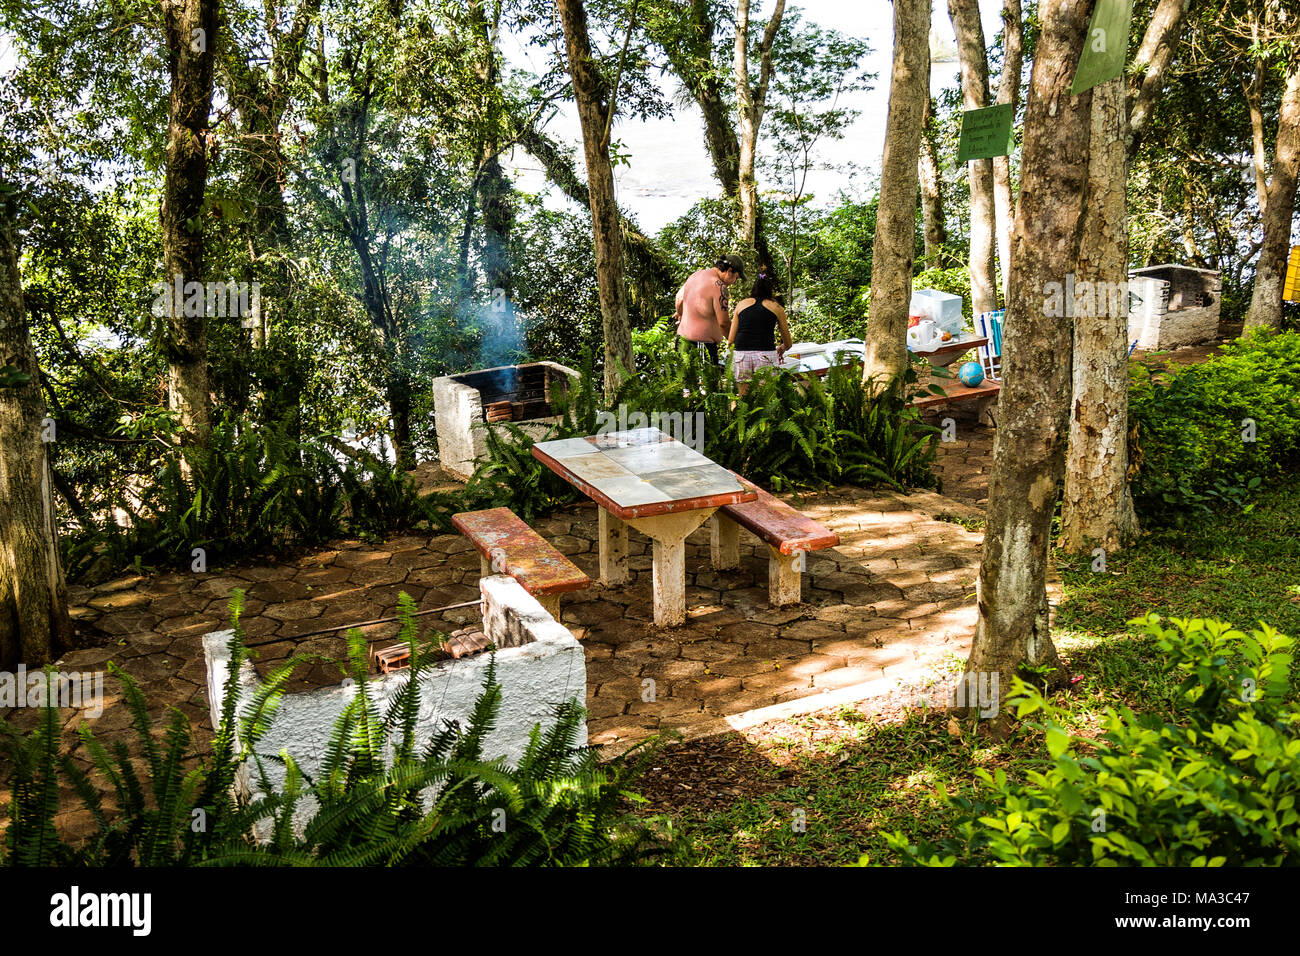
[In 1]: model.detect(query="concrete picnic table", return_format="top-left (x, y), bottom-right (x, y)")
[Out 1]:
top-left (531, 427), bottom-right (756, 627)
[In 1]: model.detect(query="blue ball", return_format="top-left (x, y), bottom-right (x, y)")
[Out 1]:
top-left (958, 361), bottom-right (984, 387)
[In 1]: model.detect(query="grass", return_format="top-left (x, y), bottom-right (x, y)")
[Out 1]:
top-left (650, 474), bottom-right (1300, 865)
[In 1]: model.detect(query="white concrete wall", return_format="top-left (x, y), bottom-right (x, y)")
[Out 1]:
top-left (202, 575), bottom-right (587, 837)
top-left (1128, 270), bottom-right (1221, 350)
top-left (432, 362), bottom-right (579, 479)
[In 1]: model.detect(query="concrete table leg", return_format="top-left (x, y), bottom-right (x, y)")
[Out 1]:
top-left (768, 545), bottom-right (804, 606)
top-left (537, 593), bottom-right (562, 620)
top-left (626, 508), bottom-right (717, 628)
top-left (710, 513), bottom-right (740, 569)
top-left (598, 509), bottom-right (630, 586)
top-left (977, 394), bottom-right (999, 428)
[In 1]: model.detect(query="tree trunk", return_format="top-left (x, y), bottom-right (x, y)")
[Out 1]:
top-left (967, 0), bottom-right (1094, 693)
top-left (219, 0), bottom-right (318, 446)
top-left (0, 210), bottom-right (74, 669)
top-left (734, 0), bottom-right (786, 271)
top-left (1059, 0), bottom-right (1190, 554)
top-left (992, 0), bottom-right (1023, 302)
top-left (160, 0), bottom-right (219, 446)
top-left (861, 0), bottom-right (929, 388)
top-left (470, 0), bottom-right (514, 299)
top-left (1246, 63), bottom-right (1300, 330)
top-left (1059, 77), bottom-right (1138, 554)
top-left (919, 95), bottom-right (948, 266)
top-left (510, 110), bottom-right (676, 313)
top-left (1127, 0), bottom-right (1190, 159)
top-left (649, 0), bottom-right (740, 197)
top-left (949, 0), bottom-right (998, 316)
top-left (557, 0), bottom-right (635, 398)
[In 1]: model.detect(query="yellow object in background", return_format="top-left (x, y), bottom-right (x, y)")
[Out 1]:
top-left (1285, 246), bottom-right (1300, 302)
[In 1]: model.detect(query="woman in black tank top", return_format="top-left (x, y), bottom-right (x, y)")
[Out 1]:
top-left (728, 274), bottom-right (793, 391)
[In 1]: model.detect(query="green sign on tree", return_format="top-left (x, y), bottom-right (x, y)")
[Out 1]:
top-left (956, 103), bottom-right (1016, 163)
top-left (1070, 0), bottom-right (1134, 95)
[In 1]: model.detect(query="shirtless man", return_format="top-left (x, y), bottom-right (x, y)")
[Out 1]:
top-left (675, 254), bottom-right (745, 364)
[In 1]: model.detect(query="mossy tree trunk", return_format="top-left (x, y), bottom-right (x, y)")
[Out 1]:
top-left (967, 0), bottom-right (1094, 694)
top-left (861, 0), bottom-right (929, 389)
top-left (0, 210), bottom-right (74, 669)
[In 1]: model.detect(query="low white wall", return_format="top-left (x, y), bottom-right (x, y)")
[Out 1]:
top-left (202, 575), bottom-right (587, 836)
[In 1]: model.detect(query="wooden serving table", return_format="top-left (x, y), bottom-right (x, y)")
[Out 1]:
top-left (532, 427), bottom-right (756, 627)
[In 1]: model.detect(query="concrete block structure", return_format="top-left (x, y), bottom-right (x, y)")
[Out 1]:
top-left (1128, 264), bottom-right (1221, 350)
top-left (432, 361), bottom-right (579, 479)
top-left (202, 574), bottom-right (586, 838)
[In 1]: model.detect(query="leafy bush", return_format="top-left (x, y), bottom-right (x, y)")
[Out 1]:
top-left (461, 342), bottom-right (940, 521)
top-left (64, 411), bottom-right (440, 579)
top-left (1128, 330), bottom-right (1300, 524)
top-left (882, 614), bottom-right (1300, 866)
top-left (1, 593), bottom-right (683, 866)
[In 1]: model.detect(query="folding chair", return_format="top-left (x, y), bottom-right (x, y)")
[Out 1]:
top-left (975, 310), bottom-right (1004, 382)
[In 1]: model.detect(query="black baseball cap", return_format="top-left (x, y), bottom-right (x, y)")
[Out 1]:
top-left (717, 254), bottom-right (746, 278)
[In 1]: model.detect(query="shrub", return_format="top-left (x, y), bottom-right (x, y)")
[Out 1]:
top-left (1128, 329), bottom-right (1300, 524)
top-left (465, 340), bottom-right (940, 516)
top-left (880, 614), bottom-right (1300, 866)
top-left (63, 411), bottom-right (439, 578)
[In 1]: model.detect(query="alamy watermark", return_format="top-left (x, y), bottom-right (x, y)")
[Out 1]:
top-left (1042, 273), bottom-right (1129, 318)
top-left (889, 670), bottom-right (1000, 718)
top-left (0, 666), bottom-right (105, 718)
top-left (151, 274), bottom-right (261, 319)
top-left (596, 404), bottom-right (705, 453)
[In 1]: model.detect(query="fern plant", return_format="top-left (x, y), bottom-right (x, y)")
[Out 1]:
top-left (1, 591), bottom-right (685, 867)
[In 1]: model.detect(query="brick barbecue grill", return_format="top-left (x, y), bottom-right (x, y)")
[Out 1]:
top-left (433, 361), bottom-right (579, 479)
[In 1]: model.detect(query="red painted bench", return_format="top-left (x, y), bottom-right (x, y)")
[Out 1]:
top-left (710, 476), bottom-right (840, 606)
top-left (907, 380), bottom-right (1000, 427)
top-left (451, 508), bottom-right (591, 619)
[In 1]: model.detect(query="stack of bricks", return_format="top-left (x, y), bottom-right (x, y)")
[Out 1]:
top-left (367, 627), bottom-right (492, 673)
top-left (442, 627), bottom-right (491, 660)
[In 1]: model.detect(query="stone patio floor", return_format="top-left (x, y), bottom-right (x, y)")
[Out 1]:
top-left (0, 412), bottom-right (993, 835)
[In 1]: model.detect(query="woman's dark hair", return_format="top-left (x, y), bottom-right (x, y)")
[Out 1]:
top-left (749, 274), bottom-right (777, 303)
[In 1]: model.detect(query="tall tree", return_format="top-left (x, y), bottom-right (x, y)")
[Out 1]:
top-left (966, 0), bottom-right (1094, 692)
top-left (734, 0), bottom-right (787, 271)
top-left (219, 0), bottom-right (320, 434)
top-left (992, 0), bottom-right (1023, 300)
top-left (918, 94), bottom-right (949, 266)
top-left (0, 204), bottom-right (74, 669)
top-left (1059, 0), bottom-right (1190, 554)
top-left (861, 0), bottom-right (929, 388)
top-left (557, 0), bottom-right (635, 398)
top-left (160, 0), bottom-right (220, 448)
top-left (949, 0), bottom-right (998, 315)
top-left (1245, 62), bottom-right (1300, 330)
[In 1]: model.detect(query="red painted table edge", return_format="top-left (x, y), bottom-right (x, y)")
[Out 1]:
top-left (531, 443), bottom-right (757, 520)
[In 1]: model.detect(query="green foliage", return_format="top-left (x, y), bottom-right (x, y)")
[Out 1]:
top-left (598, 341), bottom-right (937, 493)
top-left (64, 411), bottom-right (438, 579)
top-left (453, 340), bottom-right (938, 521)
top-left (883, 614), bottom-right (1300, 867)
top-left (910, 266), bottom-right (974, 322)
top-left (0, 365), bottom-right (32, 388)
top-left (1128, 330), bottom-right (1300, 524)
top-left (1, 592), bottom-right (684, 866)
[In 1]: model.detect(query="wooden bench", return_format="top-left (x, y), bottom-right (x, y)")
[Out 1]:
top-left (709, 476), bottom-right (840, 606)
top-left (451, 508), bottom-right (591, 619)
top-left (908, 380), bottom-right (1000, 427)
